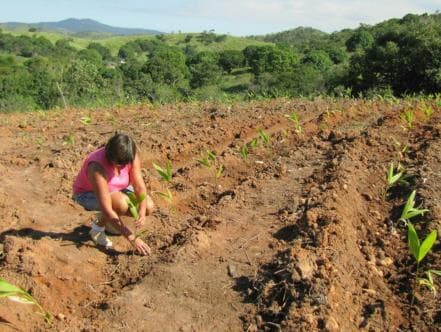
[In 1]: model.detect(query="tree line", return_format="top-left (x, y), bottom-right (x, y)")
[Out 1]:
top-left (0, 12), bottom-right (440, 112)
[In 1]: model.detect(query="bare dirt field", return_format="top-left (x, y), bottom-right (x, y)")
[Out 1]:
top-left (0, 98), bottom-right (440, 331)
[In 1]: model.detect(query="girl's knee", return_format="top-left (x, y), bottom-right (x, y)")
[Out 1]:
top-left (111, 192), bottom-right (129, 215)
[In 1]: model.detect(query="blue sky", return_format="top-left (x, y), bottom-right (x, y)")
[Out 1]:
top-left (1, 0), bottom-right (440, 35)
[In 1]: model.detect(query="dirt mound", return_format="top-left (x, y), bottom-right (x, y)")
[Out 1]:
top-left (0, 99), bottom-right (440, 331)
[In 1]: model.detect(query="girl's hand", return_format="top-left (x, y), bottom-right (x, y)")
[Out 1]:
top-left (132, 238), bottom-right (151, 256)
top-left (136, 215), bottom-right (145, 228)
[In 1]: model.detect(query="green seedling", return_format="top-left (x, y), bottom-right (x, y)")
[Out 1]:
top-left (126, 192), bottom-right (146, 221)
top-left (407, 222), bottom-right (437, 305)
top-left (126, 192), bottom-right (147, 240)
top-left (62, 133), bottom-right (75, 146)
top-left (386, 162), bottom-right (409, 192)
top-left (258, 129), bottom-right (270, 145)
top-left (286, 111), bottom-right (302, 134)
top-left (155, 188), bottom-right (173, 204)
top-left (197, 150), bottom-right (216, 167)
top-left (418, 269), bottom-right (441, 295)
top-left (421, 103), bottom-right (434, 119)
top-left (400, 190), bottom-right (429, 222)
top-left (152, 160), bottom-right (172, 182)
top-left (239, 145), bottom-right (249, 159)
top-left (249, 138), bottom-right (259, 149)
top-left (0, 279), bottom-right (52, 324)
top-left (401, 110), bottom-right (414, 129)
top-left (80, 116), bottom-right (92, 125)
top-left (215, 164), bottom-right (224, 178)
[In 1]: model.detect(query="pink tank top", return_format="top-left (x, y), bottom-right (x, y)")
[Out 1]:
top-left (73, 147), bottom-right (132, 194)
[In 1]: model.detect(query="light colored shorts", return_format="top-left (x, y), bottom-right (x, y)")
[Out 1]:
top-left (73, 186), bottom-right (134, 211)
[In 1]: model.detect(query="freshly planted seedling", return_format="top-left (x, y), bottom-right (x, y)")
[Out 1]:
top-left (258, 129), bottom-right (270, 145)
top-left (197, 150), bottom-right (216, 168)
top-left (153, 160), bottom-right (172, 182)
top-left (80, 116), bottom-right (92, 125)
top-left (249, 138), bottom-right (259, 149)
top-left (421, 103), bottom-right (434, 119)
top-left (407, 222), bottom-right (438, 305)
top-left (401, 110), bottom-right (414, 129)
top-left (126, 192), bottom-right (148, 242)
top-left (400, 190), bottom-right (429, 222)
top-left (215, 164), bottom-right (224, 178)
top-left (286, 111), bottom-right (302, 134)
top-left (0, 279), bottom-right (52, 323)
top-left (418, 269), bottom-right (441, 295)
top-left (155, 188), bottom-right (173, 204)
top-left (126, 192), bottom-right (146, 221)
top-left (62, 133), bottom-right (75, 146)
top-left (386, 162), bottom-right (409, 193)
top-left (239, 145), bottom-right (249, 160)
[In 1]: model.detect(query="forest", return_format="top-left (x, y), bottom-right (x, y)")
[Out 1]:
top-left (0, 12), bottom-right (440, 112)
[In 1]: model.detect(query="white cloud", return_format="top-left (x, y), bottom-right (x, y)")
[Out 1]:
top-left (172, 0), bottom-right (440, 32)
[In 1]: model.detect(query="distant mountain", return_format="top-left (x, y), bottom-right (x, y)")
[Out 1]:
top-left (1, 18), bottom-right (163, 36)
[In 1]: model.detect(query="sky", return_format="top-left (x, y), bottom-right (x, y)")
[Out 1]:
top-left (1, 0), bottom-right (440, 36)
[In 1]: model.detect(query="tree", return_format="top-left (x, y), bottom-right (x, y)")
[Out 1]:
top-left (144, 48), bottom-right (188, 85)
top-left (218, 50), bottom-right (245, 73)
top-left (346, 29), bottom-right (374, 52)
top-left (188, 51), bottom-right (222, 88)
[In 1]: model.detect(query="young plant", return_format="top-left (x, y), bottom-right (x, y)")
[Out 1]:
top-left (0, 279), bottom-right (52, 324)
top-left (80, 116), bottom-right (92, 125)
top-left (258, 129), bottom-right (270, 145)
top-left (215, 164), bottom-right (224, 178)
top-left (152, 160), bottom-right (172, 182)
top-left (400, 190), bottom-right (429, 222)
top-left (126, 192), bottom-right (146, 221)
top-left (62, 133), bottom-right (75, 146)
top-left (287, 111), bottom-right (302, 134)
top-left (386, 162), bottom-right (409, 192)
top-left (249, 138), bottom-right (259, 149)
top-left (197, 150), bottom-right (216, 168)
top-left (126, 192), bottom-right (146, 239)
top-left (155, 188), bottom-right (173, 204)
top-left (239, 145), bottom-right (249, 160)
top-left (407, 222), bottom-right (437, 305)
top-left (401, 110), bottom-right (414, 129)
top-left (421, 103), bottom-right (434, 119)
top-left (418, 269), bottom-right (441, 295)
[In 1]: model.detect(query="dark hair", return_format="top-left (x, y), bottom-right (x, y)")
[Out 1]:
top-left (105, 133), bottom-right (136, 165)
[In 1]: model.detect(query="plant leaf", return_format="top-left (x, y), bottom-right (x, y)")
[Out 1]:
top-left (418, 230), bottom-right (437, 263)
top-left (8, 295), bottom-right (35, 304)
top-left (407, 222), bottom-right (420, 261)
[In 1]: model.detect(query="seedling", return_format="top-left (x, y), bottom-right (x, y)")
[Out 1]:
top-left (0, 279), bottom-right (52, 324)
top-left (80, 116), bottom-right (92, 125)
top-left (239, 145), bottom-right (249, 159)
top-left (126, 192), bottom-right (147, 241)
top-left (62, 133), bottom-right (75, 146)
top-left (152, 160), bottom-right (172, 182)
top-left (401, 110), bottom-right (414, 129)
top-left (155, 188), bottom-right (173, 204)
top-left (400, 190), bottom-right (429, 222)
top-left (197, 150), bottom-right (216, 168)
top-left (126, 192), bottom-right (146, 221)
top-left (421, 103), bottom-right (434, 119)
top-left (418, 269), bottom-right (441, 295)
top-left (407, 222), bottom-right (437, 305)
top-left (258, 129), bottom-right (270, 145)
top-left (215, 164), bottom-right (224, 178)
top-left (286, 111), bottom-right (302, 134)
top-left (248, 138), bottom-right (259, 149)
top-left (385, 162), bottom-right (409, 192)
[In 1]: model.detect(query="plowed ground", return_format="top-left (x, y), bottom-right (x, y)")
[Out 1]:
top-left (0, 98), bottom-right (440, 331)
